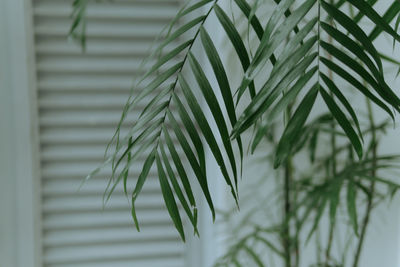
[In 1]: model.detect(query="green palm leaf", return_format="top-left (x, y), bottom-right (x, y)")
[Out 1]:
top-left (74, 0), bottom-right (400, 239)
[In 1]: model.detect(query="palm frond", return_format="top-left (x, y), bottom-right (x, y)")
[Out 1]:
top-left (233, 0), bottom-right (400, 168)
top-left (75, 0), bottom-right (400, 238)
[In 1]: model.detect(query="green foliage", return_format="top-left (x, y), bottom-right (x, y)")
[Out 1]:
top-left (71, 0), bottom-right (400, 266)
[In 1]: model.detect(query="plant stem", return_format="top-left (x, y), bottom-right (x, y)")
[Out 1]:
top-left (325, 129), bottom-right (336, 266)
top-left (352, 99), bottom-right (377, 267)
top-left (283, 106), bottom-right (293, 267)
top-left (284, 158), bottom-right (292, 267)
top-left (294, 185), bottom-right (300, 267)
top-left (325, 8), bottom-right (335, 263)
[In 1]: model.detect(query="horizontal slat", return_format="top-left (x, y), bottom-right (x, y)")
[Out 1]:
top-left (35, 22), bottom-right (168, 39)
top-left (34, 0), bottom-right (180, 5)
top-left (39, 111), bottom-right (180, 128)
top-left (42, 193), bottom-right (165, 213)
top-left (42, 209), bottom-right (174, 229)
top-left (39, 110), bottom-right (149, 127)
top-left (37, 76), bottom-right (145, 91)
top-left (42, 177), bottom-right (161, 197)
top-left (43, 242), bottom-right (183, 265)
top-left (34, 3), bottom-right (178, 21)
top-left (41, 162), bottom-right (158, 179)
top-left (35, 39), bottom-right (179, 57)
top-left (39, 93), bottom-right (131, 109)
top-left (47, 259), bottom-right (184, 267)
top-left (43, 226), bottom-right (180, 247)
top-left (40, 139), bottom-right (183, 161)
top-left (38, 93), bottom-right (170, 111)
top-left (40, 146), bottom-right (147, 162)
top-left (36, 42), bottom-right (152, 57)
top-left (40, 128), bottom-right (130, 145)
top-left (36, 57), bottom-right (180, 74)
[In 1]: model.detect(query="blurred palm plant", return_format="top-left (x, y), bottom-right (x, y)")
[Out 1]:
top-left (71, 0), bottom-right (400, 266)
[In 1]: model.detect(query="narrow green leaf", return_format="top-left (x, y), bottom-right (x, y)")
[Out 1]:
top-left (268, 66), bottom-right (318, 123)
top-left (234, 51), bottom-right (318, 139)
top-left (112, 101), bottom-right (168, 172)
top-left (248, 0), bottom-right (315, 78)
top-left (156, 152), bottom-right (186, 242)
top-left (233, 0), bottom-right (278, 64)
top-left (307, 196), bottom-right (327, 243)
top-left (353, 0), bottom-right (378, 23)
top-left (234, 0), bottom-right (314, 103)
top-left (321, 22), bottom-right (383, 78)
top-left (131, 149), bottom-right (156, 231)
top-left (157, 15), bottom-right (206, 54)
top-left (158, 0), bottom-right (210, 43)
top-left (232, 259), bottom-right (242, 267)
top-left (236, 24), bottom-right (318, 108)
top-left (347, 0), bottom-right (400, 42)
top-left (320, 86), bottom-right (363, 159)
top-left (131, 61), bottom-right (184, 106)
top-left (243, 246), bottom-right (264, 267)
top-left (254, 236), bottom-right (285, 258)
top-left (163, 125), bottom-right (196, 208)
top-left (273, 18), bottom-right (318, 73)
top-left (308, 129), bottom-right (318, 163)
top-left (214, 5), bottom-right (256, 99)
top-left (141, 40), bottom-right (192, 83)
top-left (394, 12), bottom-right (400, 49)
top-left (274, 83), bottom-right (319, 168)
top-left (214, 5), bottom-right (249, 70)
top-left (320, 57), bottom-right (395, 119)
top-left (272, 0), bottom-right (302, 37)
top-left (166, 112), bottom-right (215, 220)
top-left (200, 27), bottom-right (243, 176)
top-left (347, 180), bottom-right (358, 236)
top-left (107, 60), bottom-right (182, 161)
top-left (172, 93), bottom-right (206, 174)
top-left (179, 0), bottom-right (213, 18)
top-left (188, 54), bottom-right (238, 192)
top-left (369, 1), bottom-right (400, 41)
top-left (335, 0), bottom-right (346, 8)
top-left (263, 0), bottom-right (296, 41)
top-left (179, 75), bottom-right (237, 204)
top-left (105, 120), bottom-right (163, 203)
top-left (139, 84), bottom-right (172, 119)
top-left (123, 137), bottom-right (133, 197)
top-left (321, 41), bottom-right (400, 110)
top-left (321, 0), bottom-right (383, 73)
top-left (320, 72), bottom-right (363, 140)
top-left (361, 175), bottom-right (400, 188)
top-left (251, 66), bottom-right (317, 152)
top-left (329, 177), bottom-right (343, 224)
top-left (233, 0), bottom-right (264, 40)
top-left (159, 144), bottom-right (198, 233)
top-left (199, 27), bottom-right (236, 130)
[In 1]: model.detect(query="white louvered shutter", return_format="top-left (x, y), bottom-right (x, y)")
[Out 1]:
top-left (32, 0), bottom-right (188, 266)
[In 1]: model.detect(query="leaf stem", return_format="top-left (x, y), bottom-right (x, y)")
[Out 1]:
top-left (325, 3), bottom-right (336, 264)
top-left (352, 98), bottom-right (377, 267)
top-left (317, 0), bottom-right (321, 85)
top-left (146, 1), bottom-right (219, 155)
top-left (283, 158), bottom-right (292, 267)
top-left (283, 105), bottom-right (293, 267)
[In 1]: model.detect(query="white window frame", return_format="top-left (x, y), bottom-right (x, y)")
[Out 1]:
top-left (0, 0), bottom-right (42, 266)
